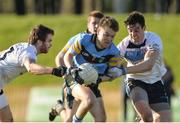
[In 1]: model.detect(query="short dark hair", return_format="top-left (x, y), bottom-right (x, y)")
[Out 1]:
top-left (87, 10), bottom-right (104, 22)
top-left (98, 16), bottom-right (119, 32)
top-left (124, 11), bottom-right (145, 28)
top-left (28, 24), bottom-right (54, 45)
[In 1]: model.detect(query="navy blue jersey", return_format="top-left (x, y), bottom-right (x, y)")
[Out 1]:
top-left (61, 32), bottom-right (87, 53)
top-left (69, 33), bottom-right (121, 75)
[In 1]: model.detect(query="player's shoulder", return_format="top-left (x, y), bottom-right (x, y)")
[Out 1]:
top-left (78, 33), bottom-right (94, 44)
top-left (145, 31), bottom-right (163, 50)
top-left (117, 36), bottom-right (130, 49)
top-left (12, 42), bottom-right (29, 50)
top-left (73, 32), bottom-right (86, 38)
top-left (145, 31), bottom-right (162, 43)
top-left (73, 32), bottom-right (92, 41)
top-left (80, 32), bottom-right (92, 39)
top-left (14, 42), bottom-right (37, 54)
top-left (109, 43), bottom-right (120, 54)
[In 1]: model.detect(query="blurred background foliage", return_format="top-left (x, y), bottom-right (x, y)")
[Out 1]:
top-left (0, 0), bottom-right (180, 15)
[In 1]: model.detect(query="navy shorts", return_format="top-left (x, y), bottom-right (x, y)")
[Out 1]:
top-left (87, 84), bottom-right (102, 98)
top-left (0, 90), bottom-right (3, 95)
top-left (126, 79), bottom-right (168, 104)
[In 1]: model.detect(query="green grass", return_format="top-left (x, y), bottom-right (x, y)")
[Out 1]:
top-left (26, 87), bottom-right (93, 122)
top-left (27, 87), bottom-right (180, 122)
top-left (123, 90), bottom-right (180, 122)
top-left (0, 14), bottom-right (180, 87)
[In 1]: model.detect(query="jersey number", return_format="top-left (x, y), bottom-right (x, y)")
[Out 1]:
top-left (0, 47), bottom-right (14, 60)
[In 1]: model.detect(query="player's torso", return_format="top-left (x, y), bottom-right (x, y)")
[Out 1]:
top-left (119, 32), bottom-right (166, 83)
top-left (0, 43), bottom-right (36, 87)
top-left (74, 34), bottom-right (120, 75)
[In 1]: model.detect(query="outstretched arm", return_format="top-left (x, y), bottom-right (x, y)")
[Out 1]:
top-left (23, 58), bottom-right (66, 77)
top-left (55, 43), bottom-right (70, 67)
top-left (24, 58), bottom-right (53, 74)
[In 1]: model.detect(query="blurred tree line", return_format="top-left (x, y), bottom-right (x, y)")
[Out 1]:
top-left (0, 0), bottom-right (180, 15)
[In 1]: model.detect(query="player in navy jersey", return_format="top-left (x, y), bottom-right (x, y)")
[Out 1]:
top-left (48, 11), bottom-right (107, 122)
top-left (63, 16), bottom-right (120, 122)
top-left (55, 11), bottom-right (104, 67)
top-left (0, 24), bottom-right (72, 122)
top-left (117, 11), bottom-right (171, 122)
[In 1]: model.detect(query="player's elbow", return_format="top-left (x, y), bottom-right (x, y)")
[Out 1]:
top-left (27, 64), bottom-right (34, 73)
top-left (64, 52), bottom-right (70, 63)
top-left (143, 58), bottom-right (155, 71)
top-left (27, 63), bottom-right (37, 74)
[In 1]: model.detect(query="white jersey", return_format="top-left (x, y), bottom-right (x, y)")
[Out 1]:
top-left (0, 43), bottom-right (37, 89)
top-left (117, 31), bottom-right (166, 84)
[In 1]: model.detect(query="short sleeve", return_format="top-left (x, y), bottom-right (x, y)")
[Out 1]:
top-left (20, 47), bottom-right (37, 66)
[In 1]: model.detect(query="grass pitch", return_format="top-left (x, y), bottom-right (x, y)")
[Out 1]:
top-left (26, 86), bottom-right (93, 122)
top-left (26, 86), bottom-right (180, 122)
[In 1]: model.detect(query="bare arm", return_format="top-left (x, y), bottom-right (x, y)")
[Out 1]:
top-left (64, 50), bottom-right (74, 68)
top-left (24, 58), bottom-right (53, 75)
top-left (55, 51), bottom-right (66, 67)
top-left (55, 44), bottom-right (70, 67)
top-left (126, 50), bottom-right (159, 74)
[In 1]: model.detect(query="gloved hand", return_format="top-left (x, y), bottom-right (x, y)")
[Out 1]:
top-left (107, 66), bottom-right (126, 78)
top-left (66, 67), bottom-right (84, 84)
top-left (52, 66), bottom-right (67, 77)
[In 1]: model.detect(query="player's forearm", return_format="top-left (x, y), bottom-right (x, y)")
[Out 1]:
top-left (28, 63), bottom-right (53, 75)
top-left (126, 58), bottom-right (154, 74)
top-left (126, 50), bottom-right (158, 74)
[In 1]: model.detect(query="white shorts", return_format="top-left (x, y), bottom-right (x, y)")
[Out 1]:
top-left (0, 91), bottom-right (8, 109)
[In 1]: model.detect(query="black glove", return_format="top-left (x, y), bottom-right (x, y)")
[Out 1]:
top-left (52, 66), bottom-right (67, 77)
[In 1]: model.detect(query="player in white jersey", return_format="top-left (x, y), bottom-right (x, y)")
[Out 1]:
top-left (0, 24), bottom-right (71, 122)
top-left (116, 11), bottom-right (171, 122)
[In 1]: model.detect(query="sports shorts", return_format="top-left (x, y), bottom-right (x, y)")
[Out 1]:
top-left (66, 78), bottom-right (102, 98)
top-left (86, 84), bottom-right (102, 98)
top-left (126, 78), bottom-right (168, 104)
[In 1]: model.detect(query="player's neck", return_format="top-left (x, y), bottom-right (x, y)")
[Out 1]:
top-left (131, 36), bottom-right (145, 45)
top-left (33, 45), bottom-right (40, 55)
top-left (95, 39), bottom-right (104, 49)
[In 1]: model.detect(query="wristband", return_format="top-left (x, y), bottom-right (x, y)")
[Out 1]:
top-left (52, 66), bottom-right (67, 77)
